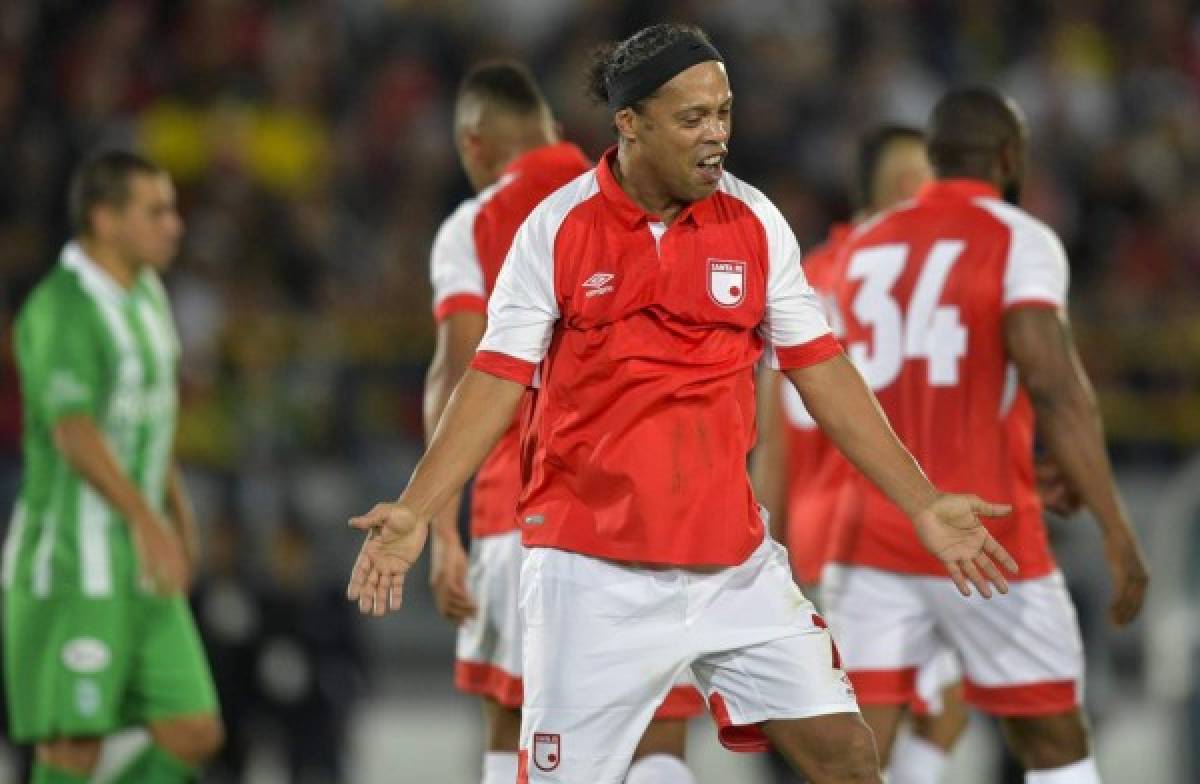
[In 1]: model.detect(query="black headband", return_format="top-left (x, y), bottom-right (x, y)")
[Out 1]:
top-left (606, 35), bottom-right (724, 111)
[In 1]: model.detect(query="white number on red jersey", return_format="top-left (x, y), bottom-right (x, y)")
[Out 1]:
top-left (846, 240), bottom-right (968, 389)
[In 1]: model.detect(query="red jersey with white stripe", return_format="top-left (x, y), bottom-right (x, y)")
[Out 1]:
top-left (430, 142), bottom-right (591, 538)
top-left (828, 179), bottom-right (1068, 579)
top-left (471, 148), bottom-right (840, 566)
top-left (780, 223), bottom-right (852, 584)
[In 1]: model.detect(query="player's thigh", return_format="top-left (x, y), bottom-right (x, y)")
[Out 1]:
top-left (455, 532), bottom-right (524, 711)
top-left (926, 570), bottom-right (1085, 718)
top-left (518, 547), bottom-right (688, 783)
top-left (820, 565), bottom-right (940, 706)
top-left (124, 595), bottom-right (220, 732)
top-left (4, 590), bottom-right (134, 744)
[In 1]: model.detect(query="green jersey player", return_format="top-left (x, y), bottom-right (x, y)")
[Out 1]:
top-left (3, 151), bottom-right (223, 783)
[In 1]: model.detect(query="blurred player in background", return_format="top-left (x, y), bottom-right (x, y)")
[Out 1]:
top-left (821, 87), bottom-right (1149, 784)
top-left (351, 24), bottom-right (1018, 784)
top-left (755, 125), bottom-right (979, 784)
top-left (3, 151), bottom-right (222, 783)
top-left (424, 60), bottom-right (704, 784)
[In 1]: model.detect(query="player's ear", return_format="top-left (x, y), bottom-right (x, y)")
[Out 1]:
top-left (89, 203), bottom-right (118, 241)
top-left (614, 107), bottom-right (638, 144)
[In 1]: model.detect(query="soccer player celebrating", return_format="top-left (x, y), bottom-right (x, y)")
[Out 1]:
top-left (425, 60), bottom-right (703, 784)
top-left (349, 25), bottom-right (1015, 784)
top-left (820, 88), bottom-right (1149, 784)
top-left (3, 152), bottom-right (223, 783)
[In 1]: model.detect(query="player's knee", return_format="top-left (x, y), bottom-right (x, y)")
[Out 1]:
top-left (151, 714), bottom-right (225, 765)
top-left (1002, 711), bottom-right (1089, 769)
top-left (37, 737), bottom-right (103, 774)
top-left (804, 720), bottom-right (880, 783)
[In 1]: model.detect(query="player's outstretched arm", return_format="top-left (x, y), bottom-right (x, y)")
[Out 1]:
top-left (423, 311), bottom-right (487, 623)
top-left (347, 367), bottom-right (525, 616)
top-left (1005, 306), bottom-right (1149, 625)
top-left (786, 355), bottom-right (1017, 597)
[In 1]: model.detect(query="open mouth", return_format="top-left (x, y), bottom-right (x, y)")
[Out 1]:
top-left (697, 153), bottom-right (724, 183)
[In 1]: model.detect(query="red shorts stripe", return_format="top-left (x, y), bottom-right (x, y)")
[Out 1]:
top-left (454, 660), bottom-right (523, 709)
top-left (654, 685), bottom-right (707, 720)
top-left (845, 668), bottom-right (918, 706)
top-left (775, 333), bottom-right (843, 370)
top-left (472, 350), bottom-right (537, 385)
top-left (708, 692), bottom-right (772, 753)
top-left (434, 293), bottom-right (487, 322)
top-left (961, 677), bottom-right (1077, 716)
top-left (517, 749), bottom-right (529, 783)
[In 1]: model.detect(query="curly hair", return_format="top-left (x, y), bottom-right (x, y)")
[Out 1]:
top-left (585, 23), bottom-right (715, 112)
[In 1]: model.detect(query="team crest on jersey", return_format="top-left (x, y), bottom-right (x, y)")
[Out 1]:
top-left (707, 259), bottom-right (746, 307)
top-left (533, 732), bottom-right (561, 771)
top-left (62, 637), bottom-right (111, 674)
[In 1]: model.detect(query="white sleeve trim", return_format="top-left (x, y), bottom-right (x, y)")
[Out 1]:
top-left (718, 174), bottom-right (831, 368)
top-left (477, 170), bottom-right (598, 363)
top-left (976, 198), bottom-right (1069, 307)
top-left (430, 197), bottom-right (485, 307)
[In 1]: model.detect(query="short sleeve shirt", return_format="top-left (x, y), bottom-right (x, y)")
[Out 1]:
top-left (472, 148), bottom-right (839, 566)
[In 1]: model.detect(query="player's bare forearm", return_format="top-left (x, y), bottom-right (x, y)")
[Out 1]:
top-left (1005, 308), bottom-right (1138, 542)
top-left (423, 313), bottom-right (487, 536)
top-left (403, 367), bottom-right (526, 524)
top-left (786, 355), bottom-right (938, 519)
top-left (53, 415), bottom-right (159, 529)
top-left (751, 367), bottom-right (790, 542)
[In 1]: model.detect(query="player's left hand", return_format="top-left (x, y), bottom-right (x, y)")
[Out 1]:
top-left (1103, 529), bottom-right (1149, 626)
top-left (914, 493), bottom-right (1017, 598)
top-left (347, 502), bottom-right (429, 616)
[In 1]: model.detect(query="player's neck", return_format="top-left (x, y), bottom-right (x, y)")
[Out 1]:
top-left (78, 237), bottom-right (139, 290)
top-left (611, 149), bottom-right (685, 225)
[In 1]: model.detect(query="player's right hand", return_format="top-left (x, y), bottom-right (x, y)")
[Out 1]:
top-left (1035, 455), bottom-right (1082, 517)
top-left (347, 502), bottom-right (429, 616)
top-left (131, 514), bottom-right (190, 595)
top-left (430, 528), bottom-right (477, 624)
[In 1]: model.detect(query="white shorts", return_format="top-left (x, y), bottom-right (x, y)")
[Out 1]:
top-left (912, 647), bottom-right (961, 716)
top-left (821, 565), bottom-right (1084, 716)
top-left (807, 576), bottom-right (961, 717)
top-left (516, 535), bottom-right (859, 784)
top-left (455, 531), bottom-right (706, 718)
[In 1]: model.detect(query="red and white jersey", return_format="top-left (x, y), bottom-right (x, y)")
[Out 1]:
top-left (471, 147), bottom-right (840, 567)
top-left (779, 223), bottom-right (853, 584)
top-left (430, 142), bottom-right (591, 538)
top-left (828, 179), bottom-right (1068, 579)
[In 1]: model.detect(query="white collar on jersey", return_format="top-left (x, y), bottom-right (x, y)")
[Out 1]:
top-left (60, 241), bottom-right (143, 304)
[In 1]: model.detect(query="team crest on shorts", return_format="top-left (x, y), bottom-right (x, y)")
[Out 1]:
top-left (707, 259), bottom-right (746, 307)
top-left (533, 732), bottom-right (561, 772)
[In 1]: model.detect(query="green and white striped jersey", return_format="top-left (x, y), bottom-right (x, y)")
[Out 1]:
top-left (3, 242), bottom-right (180, 597)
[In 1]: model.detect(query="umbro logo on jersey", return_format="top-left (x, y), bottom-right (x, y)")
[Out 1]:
top-left (582, 271), bottom-right (616, 298)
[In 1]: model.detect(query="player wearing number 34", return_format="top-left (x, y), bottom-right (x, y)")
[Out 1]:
top-left (819, 88), bottom-right (1149, 783)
